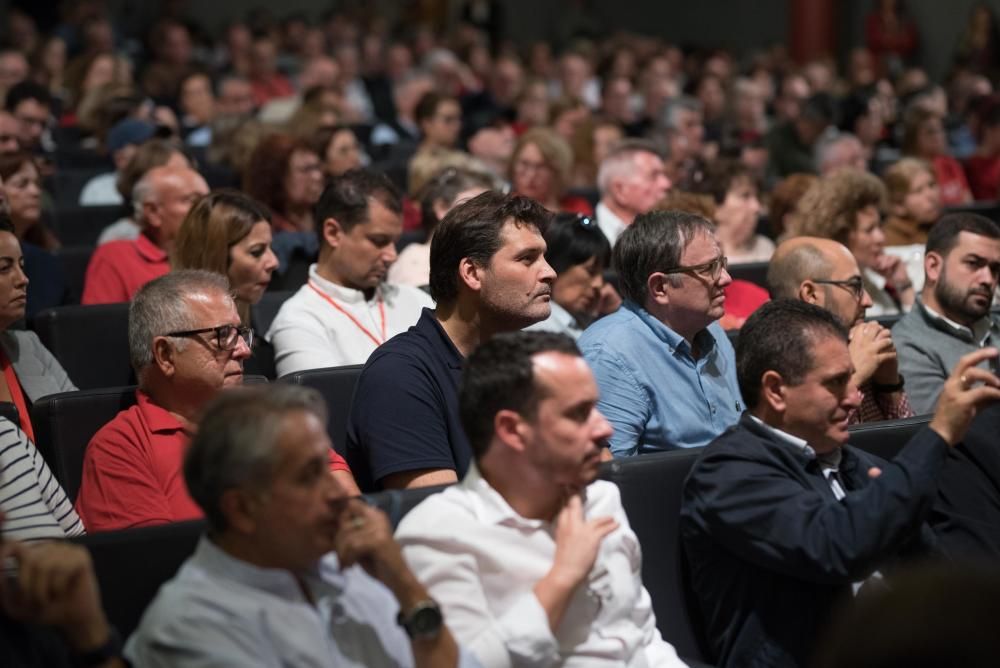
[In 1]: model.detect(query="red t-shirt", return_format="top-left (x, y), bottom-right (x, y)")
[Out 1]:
top-left (719, 279), bottom-right (770, 330)
top-left (933, 155), bottom-right (973, 206)
top-left (81, 234), bottom-right (170, 305)
top-left (76, 390), bottom-right (352, 532)
top-left (965, 155), bottom-right (1000, 201)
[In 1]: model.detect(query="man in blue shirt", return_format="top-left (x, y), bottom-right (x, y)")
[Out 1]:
top-left (579, 210), bottom-right (743, 455)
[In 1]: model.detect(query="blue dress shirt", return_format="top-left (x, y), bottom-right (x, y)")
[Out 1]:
top-left (579, 301), bottom-right (743, 456)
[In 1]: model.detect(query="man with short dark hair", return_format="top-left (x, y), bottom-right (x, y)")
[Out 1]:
top-left (682, 299), bottom-right (1000, 668)
top-left (397, 331), bottom-right (686, 666)
top-left (768, 236), bottom-right (914, 423)
top-left (346, 191), bottom-right (555, 490)
top-left (893, 212), bottom-right (1000, 413)
top-left (594, 139), bottom-right (671, 244)
top-left (579, 210), bottom-right (743, 455)
top-left (127, 384), bottom-right (473, 668)
top-left (765, 91), bottom-right (835, 179)
top-left (3, 81), bottom-right (52, 153)
top-left (267, 169), bottom-right (432, 376)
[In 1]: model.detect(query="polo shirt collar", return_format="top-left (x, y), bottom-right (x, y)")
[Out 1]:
top-left (626, 300), bottom-right (717, 359)
top-left (307, 264), bottom-right (378, 305)
top-left (420, 308), bottom-right (464, 370)
top-left (917, 297), bottom-right (994, 345)
top-left (136, 233), bottom-right (168, 263)
top-left (460, 461), bottom-right (551, 530)
top-left (136, 390), bottom-right (191, 435)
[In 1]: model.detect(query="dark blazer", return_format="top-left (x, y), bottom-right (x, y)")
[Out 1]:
top-left (681, 414), bottom-right (944, 668)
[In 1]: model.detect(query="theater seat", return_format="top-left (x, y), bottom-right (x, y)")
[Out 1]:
top-left (599, 449), bottom-right (713, 665)
top-left (727, 261), bottom-right (769, 290)
top-left (364, 484), bottom-right (448, 528)
top-left (72, 519), bottom-right (205, 638)
top-left (283, 365), bottom-right (363, 456)
top-left (848, 414), bottom-right (932, 461)
top-left (49, 205), bottom-right (130, 246)
top-left (252, 290), bottom-right (295, 335)
top-left (54, 245), bottom-right (94, 305)
top-left (32, 303), bottom-right (133, 390)
top-left (32, 386), bottom-right (138, 500)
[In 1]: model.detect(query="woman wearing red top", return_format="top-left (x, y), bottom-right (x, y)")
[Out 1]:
top-left (509, 127), bottom-right (593, 216)
top-left (902, 106), bottom-right (973, 206)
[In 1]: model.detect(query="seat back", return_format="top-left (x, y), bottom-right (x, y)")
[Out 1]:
top-left (72, 520), bottom-right (205, 638)
top-left (31, 303), bottom-right (133, 390)
top-left (32, 386), bottom-right (137, 500)
top-left (252, 290), bottom-right (295, 336)
top-left (363, 485), bottom-right (449, 528)
top-left (50, 205), bottom-right (129, 246)
top-left (727, 261), bottom-right (769, 290)
top-left (283, 365), bottom-right (363, 456)
top-left (848, 414), bottom-right (932, 461)
top-left (599, 449), bottom-right (710, 662)
top-left (54, 245), bottom-right (94, 305)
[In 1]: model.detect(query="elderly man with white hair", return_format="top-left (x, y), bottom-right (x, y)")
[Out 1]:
top-left (594, 139), bottom-right (672, 244)
top-left (817, 132), bottom-right (869, 175)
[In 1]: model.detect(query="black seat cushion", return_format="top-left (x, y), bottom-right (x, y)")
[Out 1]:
top-left (282, 365), bottom-right (363, 456)
top-left (31, 303), bottom-right (133, 390)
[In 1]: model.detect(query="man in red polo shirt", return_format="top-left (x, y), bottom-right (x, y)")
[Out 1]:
top-left (75, 270), bottom-right (359, 531)
top-left (81, 164), bottom-right (209, 305)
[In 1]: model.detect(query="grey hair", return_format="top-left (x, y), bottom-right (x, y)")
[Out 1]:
top-left (613, 209), bottom-right (717, 304)
top-left (815, 131), bottom-right (862, 173)
top-left (128, 270), bottom-right (233, 388)
top-left (766, 242), bottom-right (834, 300)
top-left (131, 172), bottom-right (157, 225)
top-left (660, 95), bottom-right (703, 130)
top-left (184, 384), bottom-right (329, 533)
top-left (596, 138), bottom-right (664, 195)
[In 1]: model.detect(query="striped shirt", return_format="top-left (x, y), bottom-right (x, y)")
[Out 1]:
top-left (0, 419), bottom-right (84, 541)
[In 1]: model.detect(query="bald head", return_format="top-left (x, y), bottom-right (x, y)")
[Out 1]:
top-left (769, 236), bottom-right (871, 325)
top-left (136, 165), bottom-right (209, 249)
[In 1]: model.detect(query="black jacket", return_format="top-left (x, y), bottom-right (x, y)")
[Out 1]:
top-left (681, 414), bottom-right (944, 668)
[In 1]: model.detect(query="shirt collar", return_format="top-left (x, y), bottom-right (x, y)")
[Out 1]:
top-left (596, 201), bottom-right (626, 243)
top-left (918, 297), bottom-right (994, 345)
top-left (307, 264), bottom-right (379, 305)
top-left (548, 302), bottom-right (584, 333)
top-left (460, 461), bottom-right (584, 531)
top-left (625, 300), bottom-right (717, 358)
top-left (863, 267), bottom-right (887, 291)
top-left (748, 414), bottom-right (816, 459)
top-left (420, 308), bottom-right (464, 370)
top-left (136, 390), bottom-right (191, 435)
top-left (135, 233), bottom-right (168, 263)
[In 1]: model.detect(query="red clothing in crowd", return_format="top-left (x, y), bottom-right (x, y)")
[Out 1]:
top-left (250, 75), bottom-right (295, 107)
top-left (81, 233), bottom-right (170, 305)
top-left (965, 154), bottom-right (1000, 201)
top-left (76, 390), bottom-right (351, 532)
top-left (932, 155), bottom-right (973, 206)
top-left (719, 279), bottom-right (770, 331)
top-left (559, 195), bottom-right (595, 217)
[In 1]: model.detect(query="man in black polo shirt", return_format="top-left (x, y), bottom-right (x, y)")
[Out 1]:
top-left (346, 191), bottom-right (555, 490)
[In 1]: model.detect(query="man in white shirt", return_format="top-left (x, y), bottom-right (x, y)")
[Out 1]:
top-left (396, 331), bottom-right (687, 667)
top-left (595, 139), bottom-right (671, 245)
top-left (267, 169), bottom-right (433, 376)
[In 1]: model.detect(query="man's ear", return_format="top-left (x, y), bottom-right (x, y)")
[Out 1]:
top-left (151, 336), bottom-right (177, 379)
top-left (646, 272), bottom-right (671, 306)
top-left (322, 217), bottom-right (344, 250)
top-left (925, 250), bottom-right (943, 285)
top-left (143, 200), bottom-right (161, 230)
top-left (219, 488), bottom-right (259, 535)
top-left (458, 257), bottom-right (484, 293)
top-left (494, 409), bottom-right (529, 453)
top-left (798, 280), bottom-right (822, 306)
top-left (760, 370), bottom-right (788, 413)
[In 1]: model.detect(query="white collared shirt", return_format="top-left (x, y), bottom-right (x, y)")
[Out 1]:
top-left (525, 302), bottom-right (586, 339)
top-left (596, 201), bottom-right (628, 246)
top-left (267, 264), bottom-right (433, 376)
top-left (395, 463), bottom-right (687, 668)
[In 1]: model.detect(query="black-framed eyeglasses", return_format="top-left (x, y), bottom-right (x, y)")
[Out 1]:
top-left (812, 276), bottom-right (865, 300)
top-left (165, 324), bottom-right (253, 351)
top-left (662, 255), bottom-right (729, 281)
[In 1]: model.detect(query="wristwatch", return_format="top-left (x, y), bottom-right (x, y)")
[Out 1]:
top-left (73, 626), bottom-right (122, 668)
top-left (397, 599), bottom-right (443, 640)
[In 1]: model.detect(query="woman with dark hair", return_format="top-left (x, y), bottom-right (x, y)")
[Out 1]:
top-left (0, 152), bottom-right (58, 251)
top-left (243, 133), bottom-right (324, 233)
top-left (527, 212), bottom-right (612, 338)
top-left (901, 106), bottom-right (972, 206)
top-left (414, 91), bottom-right (462, 153)
top-left (311, 124), bottom-right (363, 180)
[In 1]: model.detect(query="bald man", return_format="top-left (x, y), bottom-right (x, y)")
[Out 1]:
top-left (768, 236), bottom-right (915, 422)
top-left (83, 165), bottom-right (209, 304)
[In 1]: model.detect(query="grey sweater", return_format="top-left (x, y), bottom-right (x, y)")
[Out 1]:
top-left (892, 298), bottom-right (999, 414)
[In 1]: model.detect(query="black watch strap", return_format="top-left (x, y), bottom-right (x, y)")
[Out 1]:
top-left (397, 598), bottom-right (443, 640)
top-left (872, 373), bottom-right (905, 393)
top-left (73, 626), bottom-right (123, 668)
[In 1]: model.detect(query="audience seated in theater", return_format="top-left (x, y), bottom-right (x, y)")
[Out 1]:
top-left (768, 237), bottom-right (915, 422)
top-left (594, 139), bottom-right (671, 244)
top-left (267, 169), bottom-right (433, 376)
top-left (244, 133), bottom-right (324, 233)
top-left (892, 213), bottom-right (1000, 414)
top-left (509, 127), bottom-right (593, 216)
top-left (681, 299), bottom-right (1000, 668)
top-left (346, 191), bottom-right (555, 490)
top-left (882, 157), bottom-right (942, 247)
top-left (0, 528), bottom-right (126, 667)
top-left (816, 132), bottom-right (869, 175)
top-left (527, 212), bottom-right (611, 338)
top-left (901, 106), bottom-right (973, 206)
top-left (696, 159), bottom-right (773, 263)
top-left (765, 92), bottom-right (834, 180)
top-left (127, 384), bottom-right (472, 668)
top-left (311, 123), bottom-right (364, 181)
top-left (397, 331), bottom-right (686, 667)
top-left (95, 138), bottom-right (191, 245)
top-left (78, 118), bottom-right (157, 206)
top-left (82, 164), bottom-right (208, 305)
top-left (0, 151), bottom-right (58, 250)
top-left (75, 270), bottom-right (357, 531)
top-left (4, 81), bottom-right (51, 154)
top-left (414, 92), bottom-right (463, 155)
top-left (172, 190), bottom-right (278, 326)
top-left (792, 168), bottom-right (916, 317)
top-left (388, 166), bottom-right (495, 288)
top-left (768, 173), bottom-right (817, 240)
top-left (579, 211), bottom-right (743, 455)
top-left (0, 213), bottom-right (76, 439)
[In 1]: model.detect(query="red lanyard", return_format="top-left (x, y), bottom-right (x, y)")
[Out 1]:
top-left (0, 347), bottom-right (34, 443)
top-left (307, 281), bottom-right (387, 347)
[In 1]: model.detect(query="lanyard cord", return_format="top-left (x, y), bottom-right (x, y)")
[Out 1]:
top-left (307, 281), bottom-right (387, 347)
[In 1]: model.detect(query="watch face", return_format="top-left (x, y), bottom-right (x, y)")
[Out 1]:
top-left (410, 604), bottom-right (443, 635)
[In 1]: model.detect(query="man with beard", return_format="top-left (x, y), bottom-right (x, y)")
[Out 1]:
top-left (396, 331), bottom-right (687, 667)
top-left (893, 213), bottom-right (1000, 414)
top-left (267, 169), bottom-right (433, 376)
top-left (346, 192), bottom-right (555, 490)
top-left (768, 237), bottom-right (914, 423)
top-left (579, 210), bottom-right (743, 455)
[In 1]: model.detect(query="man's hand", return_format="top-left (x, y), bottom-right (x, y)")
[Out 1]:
top-left (849, 322), bottom-right (898, 386)
top-left (929, 347), bottom-right (1000, 446)
top-left (0, 540), bottom-right (111, 653)
top-left (549, 494), bottom-right (618, 590)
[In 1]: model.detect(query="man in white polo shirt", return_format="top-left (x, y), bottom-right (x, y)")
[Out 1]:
top-left (267, 169), bottom-right (433, 376)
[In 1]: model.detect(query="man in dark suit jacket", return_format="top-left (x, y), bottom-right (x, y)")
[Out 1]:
top-left (681, 300), bottom-right (1000, 668)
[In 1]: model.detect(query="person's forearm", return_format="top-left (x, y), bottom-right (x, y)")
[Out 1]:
top-left (532, 569), bottom-right (579, 632)
top-left (387, 574), bottom-right (460, 668)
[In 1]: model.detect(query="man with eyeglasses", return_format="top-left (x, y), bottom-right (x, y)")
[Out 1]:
top-left (76, 270), bottom-right (357, 531)
top-left (579, 210), bottom-right (743, 455)
top-left (892, 212), bottom-right (1000, 414)
top-left (3, 81), bottom-right (51, 154)
top-left (768, 236), bottom-right (914, 423)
